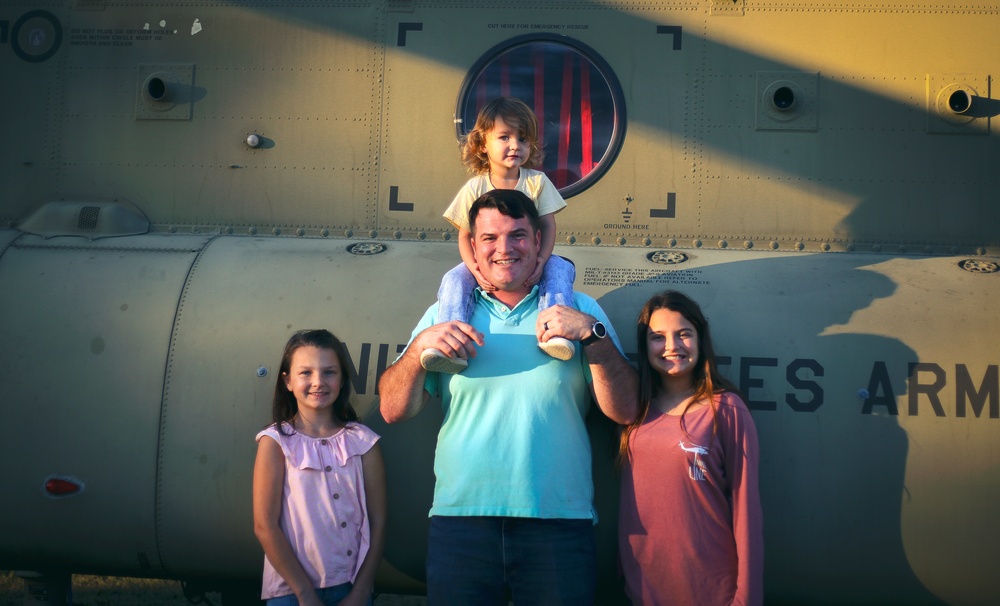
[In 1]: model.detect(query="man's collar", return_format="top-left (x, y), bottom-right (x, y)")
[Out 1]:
top-left (476, 284), bottom-right (540, 312)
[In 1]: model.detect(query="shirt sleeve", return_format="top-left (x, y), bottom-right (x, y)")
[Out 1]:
top-left (526, 171), bottom-right (567, 217)
top-left (255, 425), bottom-right (281, 445)
top-left (720, 392), bottom-right (765, 606)
top-left (443, 177), bottom-right (485, 232)
top-left (342, 422), bottom-right (381, 459)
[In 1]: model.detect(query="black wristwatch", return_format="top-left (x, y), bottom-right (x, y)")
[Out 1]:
top-left (581, 321), bottom-right (607, 346)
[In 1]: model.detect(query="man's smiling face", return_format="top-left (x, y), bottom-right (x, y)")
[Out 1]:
top-left (471, 207), bottom-right (540, 301)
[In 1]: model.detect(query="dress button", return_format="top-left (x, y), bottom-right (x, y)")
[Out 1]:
top-left (325, 466), bottom-right (332, 472)
top-left (341, 521), bottom-right (347, 528)
top-left (321, 439), bottom-right (328, 445)
top-left (333, 493), bottom-right (340, 499)
top-left (347, 550), bottom-right (353, 556)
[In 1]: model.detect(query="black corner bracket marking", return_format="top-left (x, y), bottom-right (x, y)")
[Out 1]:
top-left (389, 186), bottom-right (414, 212)
top-left (650, 193), bottom-right (677, 219)
top-left (397, 22), bottom-right (423, 47)
top-left (656, 25), bottom-right (682, 51)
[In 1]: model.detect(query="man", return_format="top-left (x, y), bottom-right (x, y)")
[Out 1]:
top-left (379, 189), bottom-right (638, 605)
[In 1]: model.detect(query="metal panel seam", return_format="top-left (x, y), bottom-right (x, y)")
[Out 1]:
top-left (153, 233), bottom-right (220, 576)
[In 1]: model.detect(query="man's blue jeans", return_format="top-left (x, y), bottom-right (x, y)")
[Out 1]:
top-left (426, 516), bottom-right (596, 605)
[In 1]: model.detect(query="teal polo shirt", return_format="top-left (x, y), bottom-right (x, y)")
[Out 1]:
top-left (409, 287), bottom-right (621, 521)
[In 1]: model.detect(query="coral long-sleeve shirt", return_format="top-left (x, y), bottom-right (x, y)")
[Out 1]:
top-left (619, 392), bottom-right (763, 606)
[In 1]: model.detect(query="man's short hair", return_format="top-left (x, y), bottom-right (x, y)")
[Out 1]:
top-left (469, 189), bottom-right (541, 234)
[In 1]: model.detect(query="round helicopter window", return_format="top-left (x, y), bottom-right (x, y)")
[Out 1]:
top-left (456, 34), bottom-right (626, 198)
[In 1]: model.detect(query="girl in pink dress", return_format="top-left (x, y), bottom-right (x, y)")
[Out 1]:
top-left (618, 292), bottom-right (763, 606)
top-left (254, 329), bottom-right (386, 606)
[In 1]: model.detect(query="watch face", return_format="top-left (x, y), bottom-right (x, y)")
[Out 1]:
top-left (583, 321), bottom-right (607, 345)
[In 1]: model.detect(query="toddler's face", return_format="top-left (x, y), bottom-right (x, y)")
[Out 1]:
top-left (482, 116), bottom-right (530, 175)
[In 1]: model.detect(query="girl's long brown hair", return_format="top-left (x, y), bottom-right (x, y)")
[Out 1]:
top-left (617, 291), bottom-right (740, 466)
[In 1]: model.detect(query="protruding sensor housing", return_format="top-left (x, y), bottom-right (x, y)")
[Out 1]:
top-left (927, 75), bottom-right (988, 134)
top-left (756, 72), bottom-right (818, 131)
top-left (947, 88), bottom-right (972, 115)
top-left (771, 85), bottom-right (798, 112)
top-left (145, 75), bottom-right (169, 101)
top-left (135, 63), bottom-right (195, 120)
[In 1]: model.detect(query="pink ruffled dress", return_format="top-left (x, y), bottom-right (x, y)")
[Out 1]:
top-left (256, 422), bottom-right (380, 600)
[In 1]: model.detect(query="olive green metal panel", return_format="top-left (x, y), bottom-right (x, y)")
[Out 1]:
top-left (3, 2), bottom-right (996, 249)
top-left (49, 4), bottom-right (384, 229)
top-left (376, 7), bottom-right (472, 235)
top-left (0, 232), bottom-right (206, 574)
top-left (567, 245), bottom-right (1000, 605)
top-left (153, 235), bottom-right (451, 577)
top-left (376, 2), bottom-right (696, 239)
top-left (0, 229), bottom-right (20, 252)
top-left (850, 257), bottom-right (998, 605)
top-left (0, 24), bottom-right (61, 226)
top-left (0, 1), bottom-right (997, 602)
top-left (136, 231), bottom-right (1000, 601)
top-left (374, 1), bottom-right (997, 252)
top-left (691, 7), bottom-right (996, 247)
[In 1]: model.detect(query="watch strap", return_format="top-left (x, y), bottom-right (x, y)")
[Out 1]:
top-left (581, 321), bottom-right (606, 346)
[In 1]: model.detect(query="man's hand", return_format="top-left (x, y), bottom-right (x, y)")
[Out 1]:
top-left (379, 320), bottom-right (486, 424)
top-left (525, 257), bottom-right (545, 287)
top-left (416, 321), bottom-right (485, 363)
top-left (536, 305), bottom-right (597, 343)
top-left (472, 265), bottom-right (497, 292)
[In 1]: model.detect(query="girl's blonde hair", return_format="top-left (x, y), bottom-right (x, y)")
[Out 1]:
top-left (461, 97), bottom-right (545, 174)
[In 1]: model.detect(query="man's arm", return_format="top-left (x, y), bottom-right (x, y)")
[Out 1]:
top-left (379, 321), bottom-right (484, 424)
top-left (537, 305), bottom-right (639, 425)
top-left (378, 343), bottom-right (431, 424)
top-left (582, 335), bottom-right (639, 425)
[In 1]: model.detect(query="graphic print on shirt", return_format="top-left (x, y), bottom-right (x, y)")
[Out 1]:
top-left (678, 440), bottom-right (709, 481)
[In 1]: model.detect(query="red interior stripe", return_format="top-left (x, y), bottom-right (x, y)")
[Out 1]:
top-left (558, 53), bottom-right (574, 188)
top-left (580, 63), bottom-right (594, 176)
top-left (533, 47), bottom-right (546, 147)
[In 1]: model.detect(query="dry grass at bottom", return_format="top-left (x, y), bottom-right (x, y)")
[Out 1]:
top-left (0, 571), bottom-right (426, 605)
top-left (0, 571), bottom-right (191, 605)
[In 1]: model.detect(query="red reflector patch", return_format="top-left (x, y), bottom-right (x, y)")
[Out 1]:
top-left (44, 477), bottom-right (82, 496)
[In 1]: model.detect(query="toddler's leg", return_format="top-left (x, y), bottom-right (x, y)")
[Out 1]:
top-left (538, 256), bottom-right (576, 310)
top-left (422, 263), bottom-right (478, 373)
top-left (538, 256), bottom-right (578, 361)
top-left (437, 262), bottom-right (478, 323)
